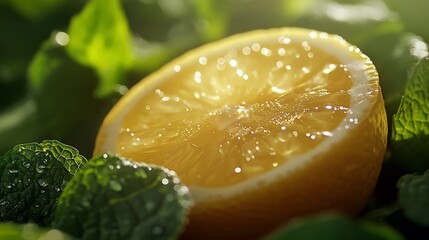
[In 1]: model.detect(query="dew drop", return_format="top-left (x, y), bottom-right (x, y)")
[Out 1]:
top-left (36, 163), bottom-right (46, 173)
top-left (54, 31), bottom-right (69, 46)
top-left (279, 36), bottom-right (291, 44)
top-left (322, 131), bottom-right (333, 137)
top-left (229, 59), bottom-right (238, 67)
top-left (278, 47), bottom-right (286, 56)
top-left (198, 56), bottom-right (207, 65)
top-left (172, 177), bottom-right (180, 184)
top-left (309, 31), bottom-right (318, 39)
top-left (251, 43), bottom-right (261, 51)
top-left (8, 168), bottom-right (18, 174)
top-left (242, 46), bottom-right (251, 55)
top-left (38, 179), bottom-right (48, 188)
top-left (161, 178), bottom-right (169, 185)
top-left (173, 65), bottom-right (181, 72)
top-left (261, 47), bottom-right (272, 56)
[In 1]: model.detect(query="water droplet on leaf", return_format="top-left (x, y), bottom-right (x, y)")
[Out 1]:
top-left (38, 179), bottom-right (48, 187)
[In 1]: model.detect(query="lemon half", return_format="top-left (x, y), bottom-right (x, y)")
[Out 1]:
top-left (94, 28), bottom-right (387, 239)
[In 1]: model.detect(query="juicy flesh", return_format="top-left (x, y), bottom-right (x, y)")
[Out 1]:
top-left (117, 40), bottom-right (352, 188)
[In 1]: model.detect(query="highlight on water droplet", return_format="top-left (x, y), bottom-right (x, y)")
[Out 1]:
top-left (36, 163), bottom-right (46, 173)
top-left (161, 178), bottom-right (169, 185)
top-left (54, 31), bottom-right (69, 46)
top-left (38, 179), bottom-right (49, 188)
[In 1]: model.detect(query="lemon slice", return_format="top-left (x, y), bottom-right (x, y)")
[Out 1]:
top-left (94, 28), bottom-right (387, 239)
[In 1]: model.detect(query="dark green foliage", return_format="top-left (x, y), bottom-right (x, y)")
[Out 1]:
top-left (265, 214), bottom-right (404, 240)
top-left (397, 170), bottom-right (429, 227)
top-left (0, 140), bottom-right (87, 226)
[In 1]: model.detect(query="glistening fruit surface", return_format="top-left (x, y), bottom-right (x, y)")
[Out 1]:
top-left (94, 28), bottom-right (387, 238)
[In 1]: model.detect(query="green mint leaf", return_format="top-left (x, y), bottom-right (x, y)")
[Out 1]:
top-left (52, 154), bottom-right (193, 240)
top-left (0, 140), bottom-right (87, 226)
top-left (397, 170), bottom-right (429, 227)
top-left (391, 57), bottom-right (429, 173)
top-left (0, 223), bottom-right (74, 240)
top-left (264, 214), bottom-right (404, 240)
top-left (66, 0), bottom-right (133, 97)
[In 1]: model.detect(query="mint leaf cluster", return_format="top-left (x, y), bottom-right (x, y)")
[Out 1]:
top-left (0, 141), bottom-right (193, 240)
